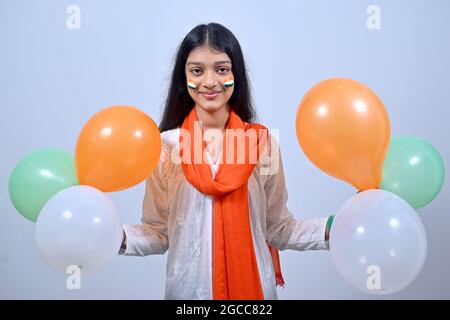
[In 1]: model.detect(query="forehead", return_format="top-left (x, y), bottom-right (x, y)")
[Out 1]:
top-left (186, 45), bottom-right (231, 65)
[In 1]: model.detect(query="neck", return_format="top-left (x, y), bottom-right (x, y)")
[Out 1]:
top-left (195, 104), bottom-right (230, 132)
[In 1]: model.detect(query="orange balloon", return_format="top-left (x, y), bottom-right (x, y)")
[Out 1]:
top-left (296, 78), bottom-right (390, 191)
top-left (75, 106), bottom-right (162, 192)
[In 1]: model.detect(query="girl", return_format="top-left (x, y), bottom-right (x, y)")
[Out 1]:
top-left (119, 22), bottom-right (333, 300)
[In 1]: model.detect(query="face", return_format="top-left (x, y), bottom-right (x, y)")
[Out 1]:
top-left (185, 45), bottom-right (234, 113)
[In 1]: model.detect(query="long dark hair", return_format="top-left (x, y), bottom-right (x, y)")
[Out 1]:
top-left (159, 23), bottom-right (257, 132)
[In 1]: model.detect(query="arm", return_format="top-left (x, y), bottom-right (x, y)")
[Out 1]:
top-left (119, 144), bottom-right (170, 256)
top-left (264, 143), bottom-right (329, 251)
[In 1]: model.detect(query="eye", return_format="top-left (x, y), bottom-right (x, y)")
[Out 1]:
top-left (190, 68), bottom-right (202, 75)
top-left (217, 67), bottom-right (229, 74)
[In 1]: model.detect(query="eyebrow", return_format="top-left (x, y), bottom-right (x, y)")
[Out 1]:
top-left (187, 60), bottom-right (232, 66)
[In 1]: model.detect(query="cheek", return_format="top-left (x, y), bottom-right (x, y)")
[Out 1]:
top-left (188, 89), bottom-right (197, 98)
top-left (186, 85), bottom-right (200, 100)
top-left (224, 87), bottom-right (234, 100)
top-left (186, 75), bottom-right (199, 98)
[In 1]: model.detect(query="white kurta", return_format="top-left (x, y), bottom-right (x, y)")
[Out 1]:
top-left (121, 128), bottom-right (329, 300)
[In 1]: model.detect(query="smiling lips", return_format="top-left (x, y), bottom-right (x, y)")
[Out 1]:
top-left (201, 91), bottom-right (221, 99)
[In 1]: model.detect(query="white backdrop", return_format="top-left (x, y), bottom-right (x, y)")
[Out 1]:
top-left (1, 0), bottom-right (449, 299)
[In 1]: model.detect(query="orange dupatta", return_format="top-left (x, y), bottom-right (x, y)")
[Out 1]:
top-left (179, 107), bottom-right (284, 300)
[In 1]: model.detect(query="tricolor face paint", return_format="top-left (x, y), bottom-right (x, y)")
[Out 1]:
top-left (188, 78), bottom-right (234, 90)
top-left (224, 78), bottom-right (234, 88)
top-left (187, 80), bottom-right (197, 90)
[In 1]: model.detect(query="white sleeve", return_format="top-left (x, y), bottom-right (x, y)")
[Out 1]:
top-left (120, 144), bottom-right (170, 256)
top-left (264, 143), bottom-right (329, 251)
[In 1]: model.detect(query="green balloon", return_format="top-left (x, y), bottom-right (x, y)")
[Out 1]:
top-left (9, 149), bottom-right (79, 222)
top-left (381, 136), bottom-right (445, 209)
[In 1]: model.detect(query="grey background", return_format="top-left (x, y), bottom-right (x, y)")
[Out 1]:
top-left (1, 0), bottom-right (449, 299)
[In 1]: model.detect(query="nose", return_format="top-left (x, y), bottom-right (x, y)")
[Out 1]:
top-left (202, 70), bottom-right (218, 89)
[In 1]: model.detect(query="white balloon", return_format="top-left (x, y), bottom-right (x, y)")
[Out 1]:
top-left (330, 189), bottom-right (427, 295)
top-left (35, 185), bottom-right (123, 276)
